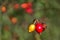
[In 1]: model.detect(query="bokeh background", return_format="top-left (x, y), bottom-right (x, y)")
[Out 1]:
top-left (0, 0), bottom-right (60, 40)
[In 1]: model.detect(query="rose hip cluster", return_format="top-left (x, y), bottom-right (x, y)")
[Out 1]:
top-left (1, 2), bottom-right (33, 14)
top-left (28, 19), bottom-right (47, 34)
top-left (21, 2), bottom-right (33, 14)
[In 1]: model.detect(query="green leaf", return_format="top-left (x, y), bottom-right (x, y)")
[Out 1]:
top-left (2, 31), bottom-right (11, 40)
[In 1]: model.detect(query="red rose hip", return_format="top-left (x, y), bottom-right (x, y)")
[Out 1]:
top-left (25, 8), bottom-right (33, 14)
top-left (35, 22), bottom-right (43, 34)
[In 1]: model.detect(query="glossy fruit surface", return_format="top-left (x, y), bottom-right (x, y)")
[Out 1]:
top-left (35, 22), bottom-right (43, 33)
top-left (28, 24), bottom-right (35, 32)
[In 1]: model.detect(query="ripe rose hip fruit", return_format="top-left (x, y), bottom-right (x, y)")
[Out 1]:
top-left (11, 17), bottom-right (17, 24)
top-left (21, 3), bottom-right (28, 9)
top-left (25, 8), bottom-right (33, 14)
top-left (35, 22), bottom-right (44, 34)
top-left (1, 6), bottom-right (6, 13)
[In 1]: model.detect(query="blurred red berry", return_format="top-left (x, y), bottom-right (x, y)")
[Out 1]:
top-left (1, 6), bottom-right (6, 13)
top-left (21, 3), bottom-right (28, 9)
top-left (35, 22), bottom-right (44, 34)
top-left (25, 8), bottom-right (33, 14)
top-left (11, 17), bottom-right (17, 24)
top-left (14, 3), bottom-right (19, 10)
top-left (21, 2), bottom-right (32, 9)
